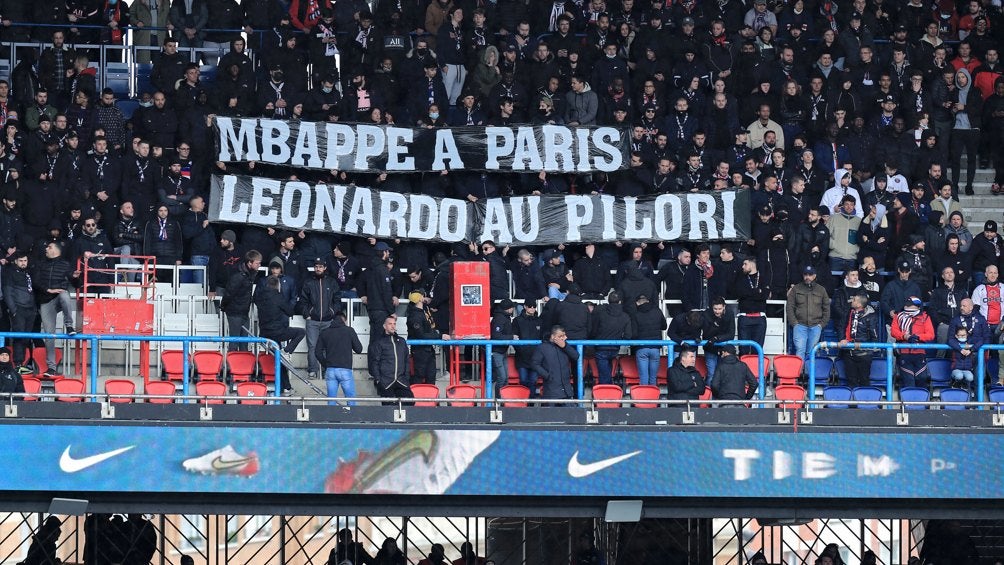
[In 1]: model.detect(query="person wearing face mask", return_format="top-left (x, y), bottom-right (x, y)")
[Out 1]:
top-left (417, 103), bottom-right (447, 128)
top-left (305, 75), bottom-right (341, 121)
top-left (257, 62), bottom-right (301, 119)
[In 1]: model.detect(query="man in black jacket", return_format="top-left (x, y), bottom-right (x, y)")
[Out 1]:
top-left (368, 314), bottom-right (413, 401)
top-left (0, 348), bottom-right (25, 395)
top-left (701, 297), bottom-right (735, 381)
top-left (572, 244), bottom-right (612, 299)
top-left (3, 253), bottom-right (37, 372)
top-left (407, 289), bottom-right (448, 386)
top-left (222, 250), bottom-right (261, 351)
top-left (315, 311), bottom-right (363, 405)
top-left (590, 292), bottom-right (633, 385)
top-left (71, 217), bottom-right (114, 294)
top-left (254, 275), bottom-right (304, 394)
top-left (490, 299), bottom-right (516, 395)
top-left (513, 300), bottom-right (543, 396)
top-left (667, 346), bottom-right (705, 401)
top-left (142, 205), bottom-right (183, 284)
top-left (531, 325), bottom-right (579, 404)
top-left (34, 241), bottom-right (79, 377)
top-left (179, 196), bottom-right (215, 286)
top-left (299, 257), bottom-right (341, 379)
top-left (711, 346), bottom-right (757, 403)
top-left (362, 256), bottom-right (399, 338)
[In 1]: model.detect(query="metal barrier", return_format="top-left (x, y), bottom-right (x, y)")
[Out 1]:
top-left (975, 344), bottom-right (1003, 403)
top-left (0, 333), bottom-right (282, 401)
top-left (407, 339), bottom-right (766, 400)
top-left (808, 341), bottom-right (956, 406)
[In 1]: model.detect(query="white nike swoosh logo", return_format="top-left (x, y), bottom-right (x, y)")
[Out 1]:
top-left (59, 445), bottom-right (135, 473)
top-left (567, 450), bottom-right (642, 478)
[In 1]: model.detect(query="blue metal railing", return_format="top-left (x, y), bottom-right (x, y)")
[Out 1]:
top-left (808, 342), bottom-right (958, 406)
top-left (408, 339), bottom-right (766, 400)
top-left (975, 344), bottom-right (1003, 403)
top-left (0, 333), bottom-right (282, 401)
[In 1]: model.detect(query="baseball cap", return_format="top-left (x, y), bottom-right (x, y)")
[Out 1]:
top-left (374, 242), bottom-right (392, 251)
top-left (498, 298), bottom-right (515, 310)
top-left (907, 296), bottom-right (923, 306)
top-left (803, 265), bottom-right (816, 275)
top-left (681, 16), bottom-right (695, 25)
top-left (313, 256), bottom-right (326, 266)
top-left (521, 299), bottom-right (537, 308)
top-left (986, 220), bottom-right (998, 232)
top-left (898, 260), bottom-right (912, 271)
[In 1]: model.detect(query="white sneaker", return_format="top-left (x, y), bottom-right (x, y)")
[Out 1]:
top-left (280, 351), bottom-right (293, 365)
top-left (182, 445), bottom-right (259, 477)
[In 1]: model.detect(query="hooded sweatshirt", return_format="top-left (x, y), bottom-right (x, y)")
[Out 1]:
top-left (955, 68), bottom-right (974, 129)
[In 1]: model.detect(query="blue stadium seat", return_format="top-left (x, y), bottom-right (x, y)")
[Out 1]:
top-left (813, 356), bottom-right (835, 385)
top-left (989, 387), bottom-right (1004, 404)
top-left (822, 385), bottom-right (851, 409)
top-left (869, 358), bottom-right (889, 387)
top-left (939, 388), bottom-right (970, 410)
top-left (833, 358), bottom-right (847, 386)
top-left (926, 359), bottom-right (952, 390)
top-left (851, 386), bottom-right (883, 409)
top-left (898, 387), bottom-right (930, 410)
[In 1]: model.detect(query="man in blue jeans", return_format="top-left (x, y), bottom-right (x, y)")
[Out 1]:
top-left (315, 312), bottom-right (363, 405)
top-left (786, 265), bottom-right (831, 363)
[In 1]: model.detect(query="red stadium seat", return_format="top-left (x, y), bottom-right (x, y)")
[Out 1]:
top-left (410, 384), bottom-right (440, 406)
top-left (694, 355), bottom-right (707, 378)
top-left (236, 382), bottom-right (268, 405)
top-left (226, 351), bottom-right (257, 383)
top-left (772, 355), bottom-right (804, 386)
top-left (699, 386), bottom-right (713, 408)
top-left (32, 347), bottom-right (63, 379)
top-left (145, 380), bottom-right (177, 403)
top-left (446, 384), bottom-right (478, 407)
top-left (740, 354), bottom-right (765, 380)
top-left (505, 356), bottom-right (519, 385)
top-left (195, 381), bottom-right (227, 404)
top-left (162, 350), bottom-right (187, 382)
top-left (104, 379), bottom-right (136, 403)
top-left (21, 377), bottom-right (41, 401)
top-left (774, 385), bottom-right (806, 410)
top-left (257, 352), bottom-right (277, 384)
top-left (615, 357), bottom-right (639, 385)
top-left (193, 351), bottom-right (224, 382)
top-left (629, 385), bottom-right (661, 408)
top-left (499, 385), bottom-right (530, 407)
top-left (591, 384), bottom-right (624, 408)
top-left (54, 379), bottom-right (85, 402)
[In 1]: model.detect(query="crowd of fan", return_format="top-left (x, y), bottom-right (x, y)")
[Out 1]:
top-left (0, 0), bottom-right (1000, 398)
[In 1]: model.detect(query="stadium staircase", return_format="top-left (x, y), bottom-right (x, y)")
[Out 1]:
top-left (960, 167), bottom-right (1002, 234)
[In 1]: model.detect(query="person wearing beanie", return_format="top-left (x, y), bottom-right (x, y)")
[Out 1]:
top-left (0, 347), bottom-right (24, 395)
top-left (890, 295), bottom-right (935, 388)
top-left (2, 253), bottom-right (37, 374)
top-left (207, 228), bottom-right (243, 300)
top-left (298, 256), bottom-right (341, 379)
top-left (970, 220), bottom-right (1004, 286)
top-left (406, 288), bottom-right (449, 386)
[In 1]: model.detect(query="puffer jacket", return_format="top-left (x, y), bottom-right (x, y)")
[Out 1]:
top-left (711, 354), bottom-right (757, 400)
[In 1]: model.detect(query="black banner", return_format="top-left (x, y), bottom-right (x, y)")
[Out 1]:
top-left (213, 117), bottom-right (630, 173)
top-left (209, 175), bottom-right (751, 245)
